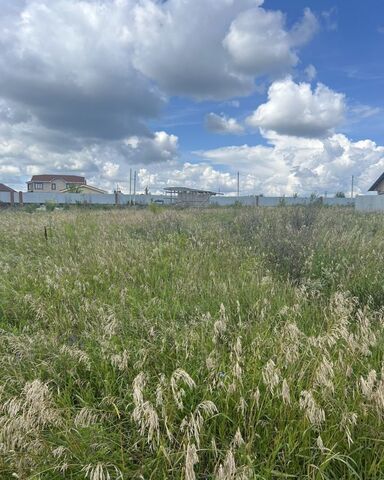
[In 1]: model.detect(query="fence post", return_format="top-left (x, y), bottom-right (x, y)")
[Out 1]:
top-left (19, 191), bottom-right (23, 207)
top-left (10, 191), bottom-right (14, 206)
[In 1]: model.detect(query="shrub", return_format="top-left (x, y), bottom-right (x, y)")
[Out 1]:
top-left (45, 200), bottom-right (56, 212)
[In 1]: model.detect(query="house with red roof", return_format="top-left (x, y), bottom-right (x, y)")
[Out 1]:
top-left (27, 174), bottom-right (86, 193)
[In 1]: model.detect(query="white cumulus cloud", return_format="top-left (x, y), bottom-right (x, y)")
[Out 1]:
top-left (196, 132), bottom-right (384, 195)
top-left (132, 0), bottom-right (318, 100)
top-left (223, 7), bottom-right (318, 76)
top-left (246, 77), bottom-right (345, 138)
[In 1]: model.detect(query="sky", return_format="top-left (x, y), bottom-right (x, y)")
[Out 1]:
top-left (0, 0), bottom-right (383, 196)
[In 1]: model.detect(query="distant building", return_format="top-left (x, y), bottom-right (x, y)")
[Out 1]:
top-left (368, 173), bottom-right (384, 194)
top-left (164, 186), bottom-right (218, 206)
top-left (27, 174), bottom-right (86, 192)
top-left (0, 183), bottom-right (16, 193)
top-left (60, 184), bottom-right (107, 194)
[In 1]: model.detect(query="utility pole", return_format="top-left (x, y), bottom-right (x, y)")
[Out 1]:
top-left (237, 171), bottom-right (240, 199)
top-left (129, 168), bottom-right (132, 205)
top-left (351, 175), bottom-right (354, 199)
top-left (133, 170), bottom-right (137, 205)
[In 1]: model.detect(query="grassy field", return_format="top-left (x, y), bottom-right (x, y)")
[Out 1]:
top-left (1, 206), bottom-right (384, 479)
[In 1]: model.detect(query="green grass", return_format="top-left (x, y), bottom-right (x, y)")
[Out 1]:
top-left (1, 206), bottom-right (384, 479)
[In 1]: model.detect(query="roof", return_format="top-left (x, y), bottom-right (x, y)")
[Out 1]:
top-left (369, 173), bottom-right (384, 191)
top-left (164, 186), bottom-right (218, 196)
top-left (0, 183), bottom-right (16, 192)
top-left (29, 174), bottom-right (86, 183)
top-left (60, 184), bottom-right (107, 194)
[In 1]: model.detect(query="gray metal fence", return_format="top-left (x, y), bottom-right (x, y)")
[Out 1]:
top-left (0, 191), bottom-right (355, 208)
top-left (355, 195), bottom-right (384, 212)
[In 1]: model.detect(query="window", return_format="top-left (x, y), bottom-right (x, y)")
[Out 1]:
top-left (28, 183), bottom-right (33, 191)
top-left (34, 183), bottom-right (43, 190)
top-left (51, 183), bottom-right (56, 190)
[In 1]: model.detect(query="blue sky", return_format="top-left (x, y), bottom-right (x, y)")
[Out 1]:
top-left (0, 0), bottom-right (383, 195)
top-left (154, 0), bottom-right (384, 146)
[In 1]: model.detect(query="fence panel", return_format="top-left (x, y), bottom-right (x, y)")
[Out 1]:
top-left (355, 195), bottom-right (384, 212)
top-left (0, 192), bottom-right (11, 203)
top-left (0, 191), bottom-right (358, 208)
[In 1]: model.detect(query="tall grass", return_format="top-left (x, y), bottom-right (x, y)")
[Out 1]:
top-left (1, 206), bottom-right (384, 479)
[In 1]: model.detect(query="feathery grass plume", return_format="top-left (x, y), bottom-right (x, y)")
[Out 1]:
top-left (253, 388), bottom-right (261, 409)
top-left (316, 435), bottom-right (327, 454)
top-left (236, 466), bottom-right (254, 480)
top-left (213, 304), bottom-right (227, 344)
top-left (133, 346), bottom-right (150, 370)
top-left (155, 373), bottom-right (167, 408)
top-left (279, 322), bottom-right (303, 364)
top-left (153, 374), bottom-right (174, 440)
top-left (181, 400), bottom-right (218, 448)
top-left (132, 372), bottom-right (147, 406)
top-left (170, 368), bottom-right (196, 410)
top-left (340, 412), bottom-right (357, 447)
top-left (281, 379), bottom-right (291, 405)
top-left (102, 309), bottom-right (120, 338)
top-left (314, 355), bottom-right (335, 393)
top-left (131, 373), bottom-right (159, 447)
top-left (132, 401), bottom-right (160, 447)
top-left (74, 407), bottom-right (102, 428)
top-left (206, 350), bottom-right (218, 373)
top-left (52, 445), bottom-right (68, 460)
top-left (216, 449), bottom-right (236, 480)
top-left (372, 378), bottom-right (384, 411)
top-left (0, 379), bottom-right (61, 457)
top-left (60, 345), bottom-right (91, 370)
top-left (360, 370), bottom-right (377, 399)
top-left (262, 359), bottom-right (280, 395)
top-left (17, 379), bottom-right (59, 429)
top-left (232, 428), bottom-right (245, 448)
top-left (82, 463), bottom-right (123, 480)
top-left (326, 292), bottom-right (356, 347)
top-left (229, 337), bottom-right (243, 392)
top-left (299, 390), bottom-right (325, 427)
top-left (184, 443), bottom-right (199, 480)
top-left (355, 308), bottom-right (377, 356)
top-left (237, 397), bottom-right (247, 417)
top-left (110, 350), bottom-right (129, 371)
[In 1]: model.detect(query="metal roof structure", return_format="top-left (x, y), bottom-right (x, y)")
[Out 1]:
top-left (164, 186), bottom-right (219, 207)
top-left (164, 186), bottom-right (218, 196)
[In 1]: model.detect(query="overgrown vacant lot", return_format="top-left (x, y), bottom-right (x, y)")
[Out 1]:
top-left (1, 206), bottom-right (384, 479)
